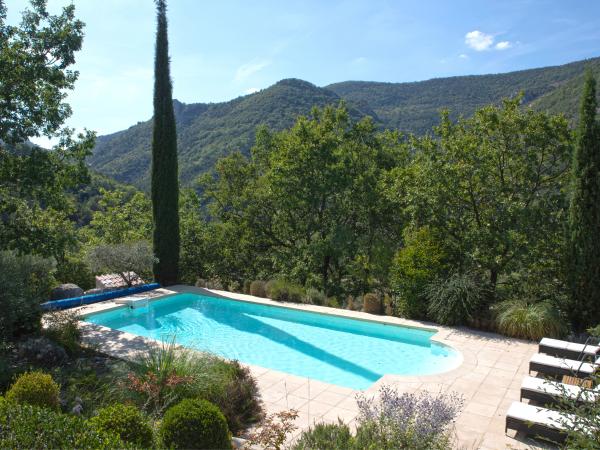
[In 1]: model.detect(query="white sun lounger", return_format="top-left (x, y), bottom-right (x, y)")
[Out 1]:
top-left (539, 338), bottom-right (599, 361)
top-left (505, 402), bottom-right (576, 444)
top-left (529, 353), bottom-right (597, 378)
top-left (520, 376), bottom-right (599, 405)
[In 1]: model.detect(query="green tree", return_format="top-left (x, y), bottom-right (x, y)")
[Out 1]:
top-left (568, 70), bottom-right (600, 331)
top-left (0, 1), bottom-right (94, 262)
top-left (405, 96), bottom-right (572, 301)
top-left (151, 0), bottom-right (180, 285)
top-left (82, 188), bottom-right (152, 245)
top-left (87, 242), bottom-right (157, 287)
top-left (201, 104), bottom-right (405, 295)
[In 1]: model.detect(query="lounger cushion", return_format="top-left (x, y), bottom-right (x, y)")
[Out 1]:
top-left (540, 338), bottom-right (599, 356)
top-left (530, 353), bottom-right (596, 375)
top-left (506, 402), bottom-right (568, 430)
top-left (521, 376), bottom-right (599, 402)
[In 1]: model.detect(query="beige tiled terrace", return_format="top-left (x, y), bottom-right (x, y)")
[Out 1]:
top-left (73, 286), bottom-right (548, 450)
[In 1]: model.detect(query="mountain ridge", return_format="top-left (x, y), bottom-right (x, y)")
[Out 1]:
top-left (90, 56), bottom-right (600, 189)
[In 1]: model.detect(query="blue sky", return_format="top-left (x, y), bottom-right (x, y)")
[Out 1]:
top-left (6, 0), bottom-right (600, 145)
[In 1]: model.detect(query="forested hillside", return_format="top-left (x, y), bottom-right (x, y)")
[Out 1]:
top-left (90, 57), bottom-right (600, 188)
top-left (91, 79), bottom-right (371, 188)
top-left (327, 57), bottom-right (600, 133)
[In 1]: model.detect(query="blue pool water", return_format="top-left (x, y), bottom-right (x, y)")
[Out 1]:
top-left (84, 293), bottom-right (461, 389)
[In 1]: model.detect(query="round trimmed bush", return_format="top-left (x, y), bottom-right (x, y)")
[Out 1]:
top-left (249, 280), bottom-right (266, 298)
top-left (6, 371), bottom-right (60, 410)
top-left (160, 398), bottom-right (231, 449)
top-left (0, 400), bottom-right (125, 449)
top-left (88, 404), bottom-right (153, 448)
top-left (363, 293), bottom-right (381, 314)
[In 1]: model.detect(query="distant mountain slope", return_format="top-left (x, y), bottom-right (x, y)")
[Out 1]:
top-left (90, 57), bottom-right (600, 188)
top-left (326, 57), bottom-right (600, 134)
top-left (91, 79), bottom-right (370, 189)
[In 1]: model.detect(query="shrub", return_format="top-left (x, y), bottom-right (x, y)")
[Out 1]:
top-left (554, 373), bottom-right (600, 448)
top-left (54, 255), bottom-right (94, 291)
top-left (363, 293), bottom-right (381, 314)
top-left (0, 400), bottom-right (125, 449)
top-left (0, 251), bottom-right (55, 340)
top-left (88, 404), bottom-right (153, 448)
top-left (292, 421), bottom-right (353, 450)
top-left (265, 279), bottom-right (305, 303)
top-left (243, 280), bottom-right (251, 294)
top-left (425, 272), bottom-right (486, 325)
top-left (327, 297), bottom-right (340, 308)
top-left (6, 371), bottom-right (60, 410)
top-left (198, 360), bottom-right (263, 434)
top-left (249, 280), bottom-right (266, 297)
top-left (494, 300), bottom-right (566, 340)
top-left (305, 288), bottom-right (327, 305)
top-left (43, 310), bottom-right (82, 354)
top-left (159, 398), bottom-right (231, 450)
top-left (127, 338), bottom-right (263, 432)
top-left (355, 385), bottom-right (463, 450)
top-left (245, 409), bottom-right (298, 450)
top-left (389, 226), bottom-right (446, 319)
top-left (588, 324), bottom-right (600, 337)
top-left (126, 337), bottom-right (195, 416)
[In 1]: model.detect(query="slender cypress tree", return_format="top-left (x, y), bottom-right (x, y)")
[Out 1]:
top-left (151, 0), bottom-right (179, 285)
top-left (568, 69), bottom-right (600, 331)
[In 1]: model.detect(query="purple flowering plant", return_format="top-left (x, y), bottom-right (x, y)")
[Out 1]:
top-left (355, 385), bottom-right (464, 449)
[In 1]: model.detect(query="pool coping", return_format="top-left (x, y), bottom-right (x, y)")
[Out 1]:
top-left (75, 284), bottom-right (467, 390)
top-left (68, 285), bottom-right (542, 449)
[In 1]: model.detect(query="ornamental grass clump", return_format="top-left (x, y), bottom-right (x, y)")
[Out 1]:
top-left (355, 385), bottom-right (463, 450)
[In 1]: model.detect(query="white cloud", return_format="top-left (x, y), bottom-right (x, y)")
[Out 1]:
top-left (495, 41), bottom-right (512, 50)
top-left (459, 53), bottom-right (469, 59)
top-left (352, 56), bottom-right (367, 65)
top-left (465, 30), bottom-right (494, 51)
top-left (244, 87), bottom-right (260, 95)
top-left (234, 60), bottom-right (270, 82)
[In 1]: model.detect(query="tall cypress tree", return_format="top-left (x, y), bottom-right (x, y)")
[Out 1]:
top-left (151, 0), bottom-right (179, 285)
top-left (568, 69), bottom-right (600, 331)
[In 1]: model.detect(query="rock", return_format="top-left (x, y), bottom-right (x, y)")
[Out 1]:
top-left (50, 283), bottom-right (84, 300)
top-left (74, 396), bottom-right (83, 405)
top-left (72, 403), bottom-right (83, 416)
top-left (17, 337), bottom-right (67, 366)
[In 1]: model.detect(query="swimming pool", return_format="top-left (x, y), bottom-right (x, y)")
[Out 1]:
top-left (84, 293), bottom-right (461, 389)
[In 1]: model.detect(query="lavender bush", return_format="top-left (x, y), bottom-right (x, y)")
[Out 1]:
top-left (354, 385), bottom-right (464, 450)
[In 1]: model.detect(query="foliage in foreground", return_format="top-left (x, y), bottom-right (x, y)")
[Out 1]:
top-left (555, 373), bottom-right (600, 449)
top-left (0, 251), bottom-right (55, 340)
top-left (88, 403), bottom-right (154, 448)
top-left (125, 337), bottom-right (263, 433)
top-left (159, 398), bottom-right (231, 450)
top-left (291, 385), bottom-right (464, 450)
top-left (0, 397), bottom-right (126, 449)
top-left (5, 371), bottom-right (60, 411)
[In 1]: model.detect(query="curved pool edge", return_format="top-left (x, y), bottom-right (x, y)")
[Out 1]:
top-left (76, 284), bottom-right (466, 390)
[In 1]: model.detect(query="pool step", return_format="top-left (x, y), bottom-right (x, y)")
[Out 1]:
top-left (114, 296), bottom-right (149, 309)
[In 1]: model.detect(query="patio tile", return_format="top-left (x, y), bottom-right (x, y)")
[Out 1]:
top-left (76, 285), bottom-right (539, 450)
top-left (311, 390), bottom-right (347, 407)
top-left (465, 401), bottom-right (498, 418)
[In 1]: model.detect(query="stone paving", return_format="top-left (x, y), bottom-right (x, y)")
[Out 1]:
top-left (73, 285), bottom-right (550, 449)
